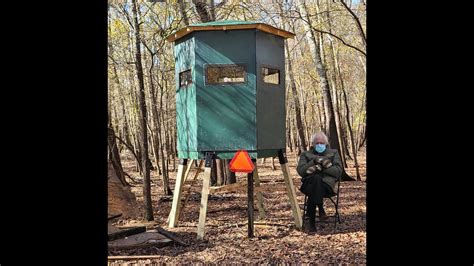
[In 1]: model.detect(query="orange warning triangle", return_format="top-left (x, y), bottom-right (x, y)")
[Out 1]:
top-left (229, 150), bottom-right (255, 173)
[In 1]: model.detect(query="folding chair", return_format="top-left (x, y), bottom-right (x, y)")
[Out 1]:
top-left (302, 178), bottom-right (342, 231)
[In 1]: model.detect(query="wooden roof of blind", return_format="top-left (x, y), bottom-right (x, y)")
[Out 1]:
top-left (166, 20), bottom-right (295, 42)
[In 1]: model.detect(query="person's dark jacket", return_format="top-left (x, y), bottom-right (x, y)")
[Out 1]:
top-left (297, 147), bottom-right (343, 195)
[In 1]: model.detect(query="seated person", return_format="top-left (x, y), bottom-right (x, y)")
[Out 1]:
top-left (297, 131), bottom-right (342, 232)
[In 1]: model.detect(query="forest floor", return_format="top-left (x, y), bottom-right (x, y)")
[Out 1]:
top-left (108, 149), bottom-right (366, 264)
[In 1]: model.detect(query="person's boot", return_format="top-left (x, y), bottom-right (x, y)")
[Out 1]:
top-left (318, 205), bottom-right (329, 222)
top-left (308, 217), bottom-right (317, 233)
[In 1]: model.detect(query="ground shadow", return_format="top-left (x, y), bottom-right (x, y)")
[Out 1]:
top-left (300, 212), bottom-right (366, 236)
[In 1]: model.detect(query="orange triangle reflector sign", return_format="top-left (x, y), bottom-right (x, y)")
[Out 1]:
top-left (229, 150), bottom-right (255, 173)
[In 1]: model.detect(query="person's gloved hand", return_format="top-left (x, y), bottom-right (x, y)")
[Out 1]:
top-left (313, 156), bottom-right (324, 165)
top-left (321, 158), bottom-right (332, 168)
top-left (305, 163), bottom-right (322, 174)
top-left (314, 163), bottom-right (323, 171)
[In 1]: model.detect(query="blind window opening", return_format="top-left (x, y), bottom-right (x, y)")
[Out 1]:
top-left (262, 67), bottom-right (280, 85)
top-left (206, 65), bottom-right (246, 84)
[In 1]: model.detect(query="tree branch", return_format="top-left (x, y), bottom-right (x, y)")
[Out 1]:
top-left (293, 7), bottom-right (366, 57)
top-left (309, 26), bottom-right (366, 56)
top-left (111, 129), bottom-right (140, 164)
top-left (339, 0), bottom-right (366, 46)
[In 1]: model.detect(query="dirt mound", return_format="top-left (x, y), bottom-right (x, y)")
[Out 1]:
top-left (108, 162), bottom-right (139, 218)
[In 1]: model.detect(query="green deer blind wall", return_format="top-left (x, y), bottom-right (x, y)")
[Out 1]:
top-left (175, 35), bottom-right (197, 156)
top-left (175, 30), bottom-right (286, 159)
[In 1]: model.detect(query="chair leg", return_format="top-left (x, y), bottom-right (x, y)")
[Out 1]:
top-left (303, 195), bottom-right (307, 226)
top-left (326, 197), bottom-right (341, 230)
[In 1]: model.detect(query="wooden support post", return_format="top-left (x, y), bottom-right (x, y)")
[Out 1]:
top-left (278, 149), bottom-right (303, 230)
top-left (247, 166), bottom-right (254, 238)
top-left (168, 159), bottom-right (188, 228)
top-left (197, 152), bottom-right (214, 240)
top-left (167, 160), bottom-right (203, 224)
top-left (176, 160), bottom-right (204, 221)
top-left (208, 180), bottom-right (247, 193)
top-left (183, 159), bottom-right (194, 182)
top-left (252, 160), bottom-right (266, 220)
top-left (173, 159), bottom-right (194, 221)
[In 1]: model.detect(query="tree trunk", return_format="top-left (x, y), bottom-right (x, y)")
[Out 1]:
top-left (319, 95), bottom-right (327, 132)
top-left (331, 31), bottom-right (361, 180)
top-left (178, 0), bottom-right (190, 26)
top-left (163, 72), bottom-right (176, 172)
top-left (286, 114), bottom-right (293, 152)
top-left (329, 75), bottom-right (347, 168)
top-left (341, 116), bottom-right (353, 160)
top-left (292, 113), bottom-right (299, 153)
top-left (300, 1), bottom-right (337, 151)
top-left (159, 70), bottom-right (172, 194)
top-left (299, 0), bottom-right (354, 181)
top-left (108, 127), bottom-right (128, 187)
top-left (285, 42), bottom-right (307, 154)
top-left (324, 42), bottom-right (347, 167)
top-left (356, 87), bottom-right (367, 151)
top-left (209, 0), bottom-right (216, 21)
top-left (216, 159), bottom-right (224, 186)
top-left (149, 60), bottom-right (172, 194)
top-left (313, 90), bottom-right (324, 132)
top-left (132, 0), bottom-right (154, 221)
top-left (342, 87), bottom-right (361, 180)
top-left (224, 159), bottom-right (236, 184)
top-left (119, 93), bottom-right (133, 151)
top-left (210, 158), bottom-right (217, 186)
top-left (128, 68), bottom-right (142, 173)
top-left (193, 0), bottom-right (212, 22)
top-left (277, 2), bottom-right (307, 153)
top-left (339, 0), bottom-right (366, 48)
top-left (322, 1), bottom-right (347, 168)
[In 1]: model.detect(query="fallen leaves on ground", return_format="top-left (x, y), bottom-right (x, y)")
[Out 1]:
top-left (109, 150), bottom-right (366, 264)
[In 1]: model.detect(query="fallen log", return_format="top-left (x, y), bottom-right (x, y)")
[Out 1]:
top-left (155, 226), bottom-right (188, 246)
top-left (108, 213), bottom-right (122, 220)
top-left (108, 226), bottom-right (146, 241)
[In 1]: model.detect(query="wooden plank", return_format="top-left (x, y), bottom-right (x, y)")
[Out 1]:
top-left (166, 23), bottom-right (295, 42)
top-left (173, 160), bottom-right (194, 222)
top-left (108, 223), bottom-right (121, 235)
top-left (253, 166), bottom-right (266, 220)
top-left (177, 160), bottom-right (204, 221)
top-left (208, 180), bottom-right (247, 193)
top-left (168, 160), bottom-right (187, 228)
top-left (108, 226), bottom-right (146, 241)
top-left (117, 220), bottom-right (157, 230)
top-left (108, 213), bottom-right (122, 220)
top-left (256, 24), bottom-right (295, 38)
top-left (108, 231), bottom-right (172, 249)
top-left (196, 160), bottom-right (212, 240)
top-left (281, 162), bottom-right (303, 230)
top-left (209, 179), bottom-right (284, 193)
top-left (238, 221), bottom-right (291, 227)
top-left (183, 159), bottom-right (194, 182)
top-left (109, 255), bottom-right (169, 260)
top-left (156, 226), bottom-right (188, 246)
top-left (254, 183), bottom-right (285, 193)
top-left (166, 160), bottom-right (204, 224)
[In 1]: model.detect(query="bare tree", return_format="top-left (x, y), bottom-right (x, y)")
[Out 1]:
top-left (132, 0), bottom-right (154, 220)
top-left (276, 2), bottom-right (307, 154)
top-left (298, 0), bottom-right (354, 181)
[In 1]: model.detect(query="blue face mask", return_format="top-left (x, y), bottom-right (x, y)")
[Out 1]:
top-left (315, 144), bottom-right (326, 153)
